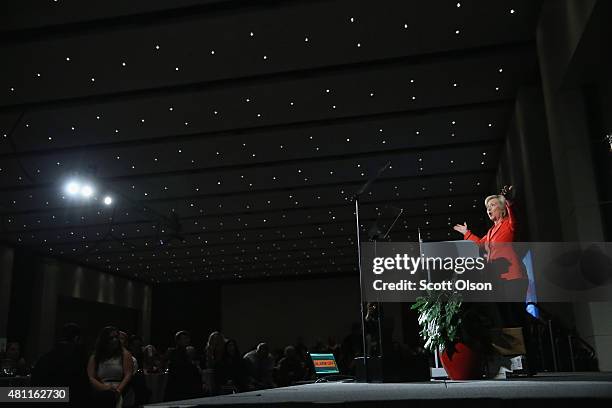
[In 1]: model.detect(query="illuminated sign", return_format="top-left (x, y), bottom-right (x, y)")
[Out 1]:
top-left (310, 353), bottom-right (340, 374)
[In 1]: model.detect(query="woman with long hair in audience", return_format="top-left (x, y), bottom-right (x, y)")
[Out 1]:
top-left (201, 331), bottom-right (226, 395)
top-left (87, 326), bottom-right (134, 408)
top-left (216, 338), bottom-right (249, 393)
top-left (204, 331), bottom-right (226, 369)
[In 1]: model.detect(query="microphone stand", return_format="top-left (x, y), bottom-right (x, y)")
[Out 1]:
top-left (418, 228), bottom-right (440, 370)
top-left (352, 161), bottom-right (391, 383)
top-left (371, 207), bottom-right (404, 366)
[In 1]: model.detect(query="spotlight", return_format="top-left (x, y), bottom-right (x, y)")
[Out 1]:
top-left (66, 181), bottom-right (80, 195)
top-left (81, 185), bottom-right (94, 198)
top-left (103, 196), bottom-right (113, 205)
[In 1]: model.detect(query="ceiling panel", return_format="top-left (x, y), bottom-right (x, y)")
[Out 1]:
top-left (0, 0), bottom-right (542, 283)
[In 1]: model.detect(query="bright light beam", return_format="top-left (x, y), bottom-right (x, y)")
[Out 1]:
top-left (66, 181), bottom-right (80, 195)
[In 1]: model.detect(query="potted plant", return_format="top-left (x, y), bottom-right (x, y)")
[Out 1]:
top-left (411, 290), bottom-right (494, 380)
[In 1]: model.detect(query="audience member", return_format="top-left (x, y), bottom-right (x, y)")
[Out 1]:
top-left (119, 331), bottom-right (150, 406)
top-left (276, 345), bottom-right (306, 387)
top-left (142, 345), bottom-right (161, 374)
top-left (87, 326), bottom-right (134, 408)
top-left (0, 341), bottom-right (30, 376)
top-left (164, 331), bottom-right (202, 401)
top-left (118, 331), bottom-right (138, 371)
top-left (30, 323), bottom-right (89, 407)
top-left (294, 341), bottom-right (316, 381)
top-left (128, 335), bottom-right (144, 370)
top-left (341, 322), bottom-right (363, 375)
top-left (215, 339), bottom-right (249, 393)
top-left (185, 345), bottom-right (201, 373)
top-left (204, 331), bottom-right (225, 369)
top-left (243, 343), bottom-right (275, 389)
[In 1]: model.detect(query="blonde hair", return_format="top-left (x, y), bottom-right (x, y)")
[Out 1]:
top-left (484, 195), bottom-right (507, 217)
top-left (205, 331), bottom-right (225, 367)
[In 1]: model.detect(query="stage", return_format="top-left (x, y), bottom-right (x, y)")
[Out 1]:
top-left (145, 372), bottom-right (612, 407)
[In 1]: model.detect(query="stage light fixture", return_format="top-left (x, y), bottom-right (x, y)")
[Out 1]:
top-left (81, 185), bottom-right (94, 198)
top-left (66, 181), bottom-right (80, 195)
top-left (104, 196), bottom-right (113, 205)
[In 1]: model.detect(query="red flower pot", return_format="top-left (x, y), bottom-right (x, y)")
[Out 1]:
top-left (439, 342), bottom-right (483, 380)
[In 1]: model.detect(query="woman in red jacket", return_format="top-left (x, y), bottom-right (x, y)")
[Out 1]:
top-left (453, 185), bottom-right (527, 301)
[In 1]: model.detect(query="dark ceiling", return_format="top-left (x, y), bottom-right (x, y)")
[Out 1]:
top-left (0, 0), bottom-right (541, 283)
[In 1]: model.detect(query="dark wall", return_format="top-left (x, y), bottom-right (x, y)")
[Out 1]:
top-left (220, 276), bottom-right (362, 351)
top-left (151, 282), bottom-right (221, 351)
top-left (6, 249), bottom-right (38, 349)
top-left (56, 296), bottom-right (139, 353)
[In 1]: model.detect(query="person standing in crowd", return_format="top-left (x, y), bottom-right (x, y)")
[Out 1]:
top-left (31, 323), bottom-right (89, 407)
top-left (118, 331), bottom-right (150, 406)
top-left (276, 345), bottom-right (306, 387)
top-left (215, 339), bottom-right (249, 393)
top-left (204, 331), bottom-right (225, 370)
top-left (201, 331), bottom-right (226, 395)
top-left (118, 331), bottom-right (139, 371)
top-left (0, 341), bottom-right (29, 376)
top-left (340, 322), bottom-right (363, 375)
top-left (243, 342), bottom-right (275, 389)
top-left (164, 330), bottom-right (202, 401)
top-left (128, 335), bottom-right (144, 370)
top-left (142, 345), bottom-right (161, 374)
top-left (87, 326), bottom-right (134, 408)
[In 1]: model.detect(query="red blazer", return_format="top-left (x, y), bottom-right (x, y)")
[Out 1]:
top-left (463, 201), bottom-right (525, 281)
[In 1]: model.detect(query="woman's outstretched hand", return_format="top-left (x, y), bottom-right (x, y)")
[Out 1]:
top-left (500, 185), bottom-right (513, 197)
top-left (453, 222), bottom-right (468, 235)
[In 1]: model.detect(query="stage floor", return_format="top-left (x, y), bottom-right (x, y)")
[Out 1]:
top-left (145, 372), bottom-right (612, 407)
